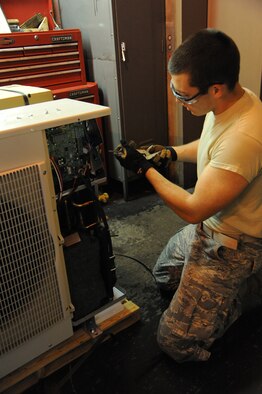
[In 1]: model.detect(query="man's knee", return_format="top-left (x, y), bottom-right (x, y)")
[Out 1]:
top-left (157, 314), bottom-right (211, 363)
top-left (153, 264), bottom-right (183, 292)
top-left (156, 322), bottom-right (187, 363)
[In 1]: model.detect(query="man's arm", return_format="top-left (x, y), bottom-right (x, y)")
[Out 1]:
top-left (145, 163), bottom-right (248, 223)
top-left (114, 140), bottom-right (248, 224)
top-left (139, 139), bottom-right (199, 165)
top-left (172, 139), bottom-right (199, 163)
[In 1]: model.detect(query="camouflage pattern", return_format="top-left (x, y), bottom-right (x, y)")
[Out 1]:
top-left (153, 224), bottom-right (262, 362)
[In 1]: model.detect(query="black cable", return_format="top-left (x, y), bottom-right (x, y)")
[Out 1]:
top-left (63, 331), bottom-right (115, 393)
top-left (114, 253), bottom-right (157, 285)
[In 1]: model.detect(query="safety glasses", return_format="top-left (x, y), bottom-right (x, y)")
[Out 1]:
top-left (170, 81), bottom-right (202, 104)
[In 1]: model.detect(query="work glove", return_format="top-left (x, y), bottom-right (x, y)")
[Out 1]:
top-left (114, 140), bottom-right (153, 175)
top-left (138, 144), bottom-right (177, 168)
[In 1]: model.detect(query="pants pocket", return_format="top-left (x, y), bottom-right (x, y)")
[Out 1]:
top-left (165, 281), bottom-right (203, 337)
top-left (166, 278), bottom-right (230, 344)
top-left (187, 288), bottom-right (227, 341)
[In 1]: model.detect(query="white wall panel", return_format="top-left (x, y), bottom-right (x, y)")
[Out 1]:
top-left (208, 0), bottom-right (262, 96)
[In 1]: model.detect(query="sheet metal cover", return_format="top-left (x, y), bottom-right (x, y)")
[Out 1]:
top-left (0, 98), bottom-right (111, 137)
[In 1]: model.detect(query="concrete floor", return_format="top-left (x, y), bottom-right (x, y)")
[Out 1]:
top-left (28, 182), bottom-right (262, 394)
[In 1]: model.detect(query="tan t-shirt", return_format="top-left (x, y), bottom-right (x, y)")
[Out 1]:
top-left (198, 88), bottom-right (262, 237)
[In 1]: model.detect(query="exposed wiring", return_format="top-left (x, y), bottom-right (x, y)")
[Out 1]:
top-left (114, 253), bottom-right (157, 285)
top-left (69, 175), bottom-right (80, 196)
top-left (67, 164), bottom-right (90, 198)
top-left (50, 156), bottom-right (63, 201)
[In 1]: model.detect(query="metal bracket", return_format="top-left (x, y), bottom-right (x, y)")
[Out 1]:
top-left (86, 317), bottom-right (103, 338)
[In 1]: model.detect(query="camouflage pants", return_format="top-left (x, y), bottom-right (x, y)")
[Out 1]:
top-left (153, 224), bottom-right (262, 362)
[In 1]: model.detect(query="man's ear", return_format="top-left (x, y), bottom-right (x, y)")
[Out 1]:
top-left (212, 84), bottom-right (223, 98)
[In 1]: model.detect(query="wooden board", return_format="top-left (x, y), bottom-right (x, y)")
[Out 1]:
top-left (0, 300), bottom-right (140, 394)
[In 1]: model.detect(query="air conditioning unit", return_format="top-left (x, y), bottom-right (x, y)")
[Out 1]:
top-left (0, 98), bottom-right (111, 378)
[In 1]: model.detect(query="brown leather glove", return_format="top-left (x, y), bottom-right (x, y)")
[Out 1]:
top-left (114, 140), bottom-right (153, 175)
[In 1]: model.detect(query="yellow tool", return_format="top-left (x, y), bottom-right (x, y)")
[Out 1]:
top-left (98, 193), bottom-right (109, 203)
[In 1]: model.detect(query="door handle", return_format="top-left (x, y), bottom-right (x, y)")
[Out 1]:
top-left (121, 42), bottom-right (126, 62)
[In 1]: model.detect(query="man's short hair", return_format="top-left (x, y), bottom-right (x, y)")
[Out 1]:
top-left (168, 29), bottom-right (240, 92)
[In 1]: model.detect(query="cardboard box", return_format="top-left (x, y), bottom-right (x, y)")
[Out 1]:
top-left (20, 13), bottom-right (50, 32)
top-left (0, 84), bottom-right (53, 110)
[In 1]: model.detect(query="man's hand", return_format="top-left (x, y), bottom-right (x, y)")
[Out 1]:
top-left (138, 144), bottom-right (177, 168)
top-left (114, 140), bottom-right (153, 175)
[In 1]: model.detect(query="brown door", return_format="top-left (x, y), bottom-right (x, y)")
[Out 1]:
top-left (112, 0), bottom-right (168, 148)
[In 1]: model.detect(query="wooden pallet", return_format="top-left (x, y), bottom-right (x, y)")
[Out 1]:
top-left (0, 300), bottom-right (140, 394)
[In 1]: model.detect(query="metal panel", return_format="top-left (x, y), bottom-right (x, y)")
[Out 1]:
top-left (0, 98), bottom-right (111, 138)
top-left (112, 0), bottom-right (168, 147)
top-left (0, 98), bottom-right (111, 378)
top-left (59, 0), bottom-right (168, 192)
top-left (0, 164), bottom-right (64, 356)
top-left (60, 0), bottom-right (123, 181)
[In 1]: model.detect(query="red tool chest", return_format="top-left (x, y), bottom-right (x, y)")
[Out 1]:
top-left (52, 82), bottom-right (103, 132)
top-left (53, 82), bottom-right (100, 104)
top-left (0, 29), bottom-right (87, 89)
top-left (0, 27), bottom-right (104, 148)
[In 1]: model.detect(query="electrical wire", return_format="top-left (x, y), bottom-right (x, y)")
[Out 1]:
top-left (114, 253), bottom-right (157, 285)
top-left (64, 331), bottom-right (115, 393)
top-left (65, 162), bottom-right (90, 198)
top-left (50, 156), bottom-right (63, 201)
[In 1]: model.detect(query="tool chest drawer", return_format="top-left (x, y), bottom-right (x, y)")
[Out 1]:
top-left (0, 29), bottom-right (87, 89)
